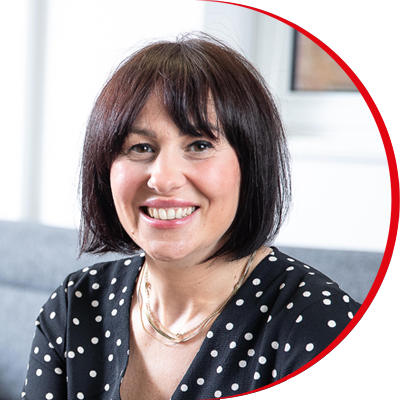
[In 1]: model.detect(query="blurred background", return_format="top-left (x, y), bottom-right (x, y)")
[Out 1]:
top-left (0, 0), bottom-right (390, 252)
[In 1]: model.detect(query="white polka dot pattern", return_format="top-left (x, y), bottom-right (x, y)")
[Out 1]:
top-left (180, 384), bottom-right (188, 392)
top-left (22, 250), bottom-right (359, 399)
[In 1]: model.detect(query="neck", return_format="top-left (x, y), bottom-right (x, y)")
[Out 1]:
top-left (138, 246), bottom-right (271, 336)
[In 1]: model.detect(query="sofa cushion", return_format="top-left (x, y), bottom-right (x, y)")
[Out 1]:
top-left (279, 246), bottom-right (383, 303)
top-left (0, 220), bottom-right (122, 291)
top-left (0, 284), bottom-right (51, 400)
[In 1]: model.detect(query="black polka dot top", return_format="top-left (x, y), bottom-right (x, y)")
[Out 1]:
top-left (22, 247), bottom-right (360, 399)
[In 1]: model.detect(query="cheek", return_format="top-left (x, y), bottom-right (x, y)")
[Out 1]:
top-left (110, 161), bottom-right (140, 207)
top-left (197, 155), bottom-right (241, 208)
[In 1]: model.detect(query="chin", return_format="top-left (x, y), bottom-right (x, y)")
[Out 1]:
top-left (143, 241), bottom-right (189, 262)
top-left (147, 250), bottom-right (189, 263)
top-left (151, 254), bottom-right (181, 263)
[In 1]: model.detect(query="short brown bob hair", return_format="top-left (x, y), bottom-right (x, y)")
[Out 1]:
top-left (79, 33), bottom-right (291, 261)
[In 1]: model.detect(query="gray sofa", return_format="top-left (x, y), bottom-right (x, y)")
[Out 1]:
top-left (0, 220), bottom-right (383, 399)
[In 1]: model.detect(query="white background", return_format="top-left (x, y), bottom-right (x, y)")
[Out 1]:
top-left (230, 0), bottom-right (399, 399)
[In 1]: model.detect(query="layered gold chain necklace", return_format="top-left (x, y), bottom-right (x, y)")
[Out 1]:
top-left (137, 251), bottom-right (256, 345)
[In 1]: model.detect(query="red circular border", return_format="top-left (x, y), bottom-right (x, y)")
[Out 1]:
top-left (199, 0), bottom-right (400, 398)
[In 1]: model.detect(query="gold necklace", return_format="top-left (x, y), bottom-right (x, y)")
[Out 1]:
top-left (138, 251), bottom-right (256, 345)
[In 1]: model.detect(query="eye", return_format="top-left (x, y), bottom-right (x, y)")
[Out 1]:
top-left (187, 140), bottom-right (214, 152)
top-left (129, 143), bottom-right (154, 153)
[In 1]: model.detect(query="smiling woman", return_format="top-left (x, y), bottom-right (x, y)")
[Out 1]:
top-left (22, 33), bottom-right (359, 400)
top-left (79, 33), bottom-right (290, 262)
top-left (110, 96), bottom-right (241, 264)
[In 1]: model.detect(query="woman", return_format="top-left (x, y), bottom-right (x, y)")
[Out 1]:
top-left (22, 34), bottom-right (359, 399)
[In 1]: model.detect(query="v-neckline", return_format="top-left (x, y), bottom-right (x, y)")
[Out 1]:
top-left (168, 251), bottom-right (274, 399)
top-left (118, 249), bottom-right (275, 400)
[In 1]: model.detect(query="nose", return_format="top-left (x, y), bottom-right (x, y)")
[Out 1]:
top-left (147, 151), bottom-right (186, 194)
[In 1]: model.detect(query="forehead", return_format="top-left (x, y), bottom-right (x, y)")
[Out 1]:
top-left (130, 97), bottom-right (180, 138)
top-left (130, 94), bottom-right (220, 139)
top-left (133, 96), bottom-right (170, 126)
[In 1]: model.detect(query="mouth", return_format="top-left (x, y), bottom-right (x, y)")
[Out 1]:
top-left (142, 206), bottom-right (198, 220)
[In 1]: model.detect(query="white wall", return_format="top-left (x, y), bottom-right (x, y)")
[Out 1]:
top-left (0, 1), bottom-right (391, 253)
top-left (0, 3), bottom-right (28, 221)
top-left (255, 14), bottom-right (391, 252)
top-left (0, 0), bottom-right (205, 229)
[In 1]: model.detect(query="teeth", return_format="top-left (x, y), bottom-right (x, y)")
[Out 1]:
top-left (159, 209), bottom-right (167, 220)
top-left (167, 209), bottom-right (175, 220)
top-left (147, 206), bottom-right (196, 220)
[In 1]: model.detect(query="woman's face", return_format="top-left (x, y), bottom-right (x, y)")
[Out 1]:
top-left (110, 96), bottom-right (241, 264)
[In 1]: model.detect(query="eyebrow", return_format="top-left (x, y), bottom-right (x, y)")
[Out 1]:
top-left (129, 127), bottom-right (158, 138)
top-left (129, 126), bottom-right (197, 138)
top-left (129, 123), bottom-right (221, 139)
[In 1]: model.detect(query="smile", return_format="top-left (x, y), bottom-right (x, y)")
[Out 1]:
top-left (145, 206), bottom-right (197, 220)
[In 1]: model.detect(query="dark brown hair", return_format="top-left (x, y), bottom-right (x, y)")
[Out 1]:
top-left (79, 33), bottom-right (291, 261)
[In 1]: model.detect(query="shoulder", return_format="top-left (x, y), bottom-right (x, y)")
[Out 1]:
top-left (254, 247), bottom-right (360, 310)
top-left (64, 254), bottom-right (144, 297)
top-left (33, 253), bottom-right (144, 359)
top-left (249, 247), bottom-right (360, 377)
top-left (24, 254), bottom-right (144, 397)
top-left (238, 246), bottom-right (360, 327)
top-left (36, 253), bottom-right (144, 331)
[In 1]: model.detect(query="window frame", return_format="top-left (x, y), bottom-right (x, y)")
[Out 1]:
top-left (254, 16), bottom-right (382, 160)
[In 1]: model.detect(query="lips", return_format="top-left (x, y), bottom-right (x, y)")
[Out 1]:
top-left (144, 206), bottom-right (197, 220)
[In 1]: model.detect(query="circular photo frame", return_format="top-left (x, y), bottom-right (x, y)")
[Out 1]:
top-left (3, 1), bottom-right (397, 399)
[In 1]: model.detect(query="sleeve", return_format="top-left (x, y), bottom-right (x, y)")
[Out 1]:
top-left (21, 277), bottom-right (70, 399)
top-left (275, 291), bottom-right (360, 379)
